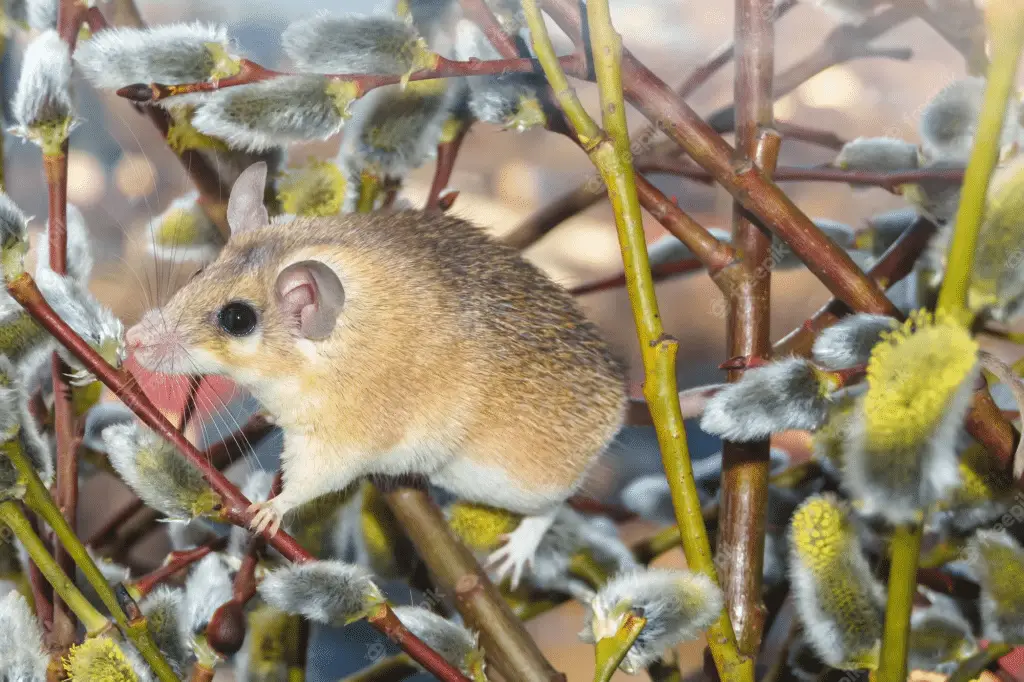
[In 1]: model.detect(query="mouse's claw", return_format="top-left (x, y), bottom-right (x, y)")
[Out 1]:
top-left (66, 368), bottom-right (95, 387)
top-left (247, 500), bottom-right (283, 537)
top-left (485, 510), bottom-right (559, 590)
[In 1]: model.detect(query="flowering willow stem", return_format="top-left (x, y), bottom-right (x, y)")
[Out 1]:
top-left (4, 275), bottom-right (474, 682)
top-left (520, 0), bottom-right (748, 679)
top-left (0, 499), bottom-right (110, 636)
top-left (877, 521), bottom-right (924, 682)
top-left (593, 614), bottom-right (647, 682)
top-left (4, 437), bottom-right (179, 680)
top-left (366, 604), bottom-right (472, 682)
top-left (936, 0), bottom-right (1024, 324)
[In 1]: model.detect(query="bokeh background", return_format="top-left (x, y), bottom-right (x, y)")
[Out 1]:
top-left (3, 0), bottom-right (1017, 679)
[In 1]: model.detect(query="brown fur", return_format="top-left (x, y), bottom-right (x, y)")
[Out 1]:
top-left (146, 210), bottom-right (626, 505)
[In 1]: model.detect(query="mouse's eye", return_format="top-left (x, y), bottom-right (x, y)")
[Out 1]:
top-left (217, 301), bottom-right (259, 337)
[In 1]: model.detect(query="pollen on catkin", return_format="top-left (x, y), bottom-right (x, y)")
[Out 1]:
top-left (11, 29), bottom-right (76, 155)
top-left (579, 567), bottom-right (723, 674)
top-left (281, 13), bottom-right (436, 76)
top-left (257, 560), bottom-right (384, 626)
top-left (101, 420), bottom-right (220, 520)
top-left (788, 494), bottom-right (884, 670)
top-left (275, 159), bottom-right (348, 217)
top-left (73, 22), bottom-right (241, 106)
top-left (63, 636), bottom-right (151, 682)
top-left (192, 75), bottom-right (356, 152)
top-left (843, 310), bottom-right (978, 523)
top-left (811, 314), bottom-right (898, 370)
top-left (969, 529), bottom-right (1024, 643)
top-left (699, 357), bottom-right (835, 441)
top-left (933, 442), bottom-right (1012, 534)
top-left (147, 193), bottom-right (222, 263)
top-left (447, 500), bottom-right (521, 552)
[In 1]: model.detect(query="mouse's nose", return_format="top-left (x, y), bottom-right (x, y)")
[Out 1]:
top-left (125, 310), bottom-right (161, 351)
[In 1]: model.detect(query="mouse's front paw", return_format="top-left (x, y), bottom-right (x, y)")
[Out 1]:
top-left (247, 500), bottom-right (284, 537)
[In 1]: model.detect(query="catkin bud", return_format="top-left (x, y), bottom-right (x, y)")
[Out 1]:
top-left (391, 606), bottom-right (486, 679)
top-left (700, 358), bottom-right (836, 441)
top-left (0, 590), bottom-right (48, 682)
top-left (146, 193), bottom-right (222, 263)
top-left (970, 529), bottom-right (1024, 644)
top-left (11, 29), bottom-right (77, 154)
top-left (857, 208), bottom-right (921, 256)
top-left (454, 19), bottom-right (546, 131)
top-left (192, 75), bottom-right (357, 152)
top-left (257, 560), bottom-right (385, 625)
top-left (919, 77), bottom-right (1023, 164)
top-left (811, 314), bottom-right (898, 370)
top-left (183, 554), bottom-right (234, 636)
top-left (580, 568), bottom-right (723, 673)
top-left (101, 420), bottom-right (220, 520)
top-left (339, 79), bottom-right (455, 180)
top-left (844, 311), bottom-right (977, 524)
top-left (73, 22), bottom-right (242, 107)
top-left (835, 137), bottom-right (920, 173)
top-left (282, 13), bottom-right (436, 76)
top-left (36, 204), bottom-right (94, 284)
top-left (26, 0), bottom-right (60, 32)
top-left (966, 155), bottom-right (1024, 321)
top-left (0, 191), bottom-right (30, 283)
top-left (141, 587), bottom-right (192, 676)
top-left (788, 494), bottom-right (884, 670)
top-left (933, 443), bottom-right (1013, 534)
top-left (907, 591), bottom-right (978, 674)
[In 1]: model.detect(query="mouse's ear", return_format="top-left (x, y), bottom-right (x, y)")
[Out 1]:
top-left (275, 259), bottom-right (345, 340)
top-left (227, 162), bottom-right (270, 235)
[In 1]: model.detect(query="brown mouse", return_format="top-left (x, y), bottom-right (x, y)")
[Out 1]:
top-left (126, 162), bottom-right (626, 586)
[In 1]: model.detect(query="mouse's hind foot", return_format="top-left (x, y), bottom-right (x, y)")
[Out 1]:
top-left (247, 499), bottom-right (285, 537)
top-left (485, 508), bottom-right (558, 590)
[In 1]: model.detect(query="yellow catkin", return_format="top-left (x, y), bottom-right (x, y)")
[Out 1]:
top-left (977, 536), bottom-right (1024, 621)
top-left (276, 160), bottom-right (348, 217)
top-left (447, 501), bottom-right (522, 552)
top-left (63, 638), bottom-right (139, 682)
top-left (863, 310), bottom-right (978, 453)
top-left (360, 482), bottom-right (407, 574)
top-left (154, 209), bottom-right (201, 247)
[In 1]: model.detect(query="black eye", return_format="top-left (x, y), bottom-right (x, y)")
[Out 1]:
top-left (217, 301), bottom-right (259, 337)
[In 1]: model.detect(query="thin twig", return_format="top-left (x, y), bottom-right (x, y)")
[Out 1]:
top-left (426, 121), bottom-right (470, 211)
top-left (129, 537), bottom-right (227, 598)
top-left (718, 0), bottom-right (777, 655)
top-left (569, 257), bottom-right (705, 296)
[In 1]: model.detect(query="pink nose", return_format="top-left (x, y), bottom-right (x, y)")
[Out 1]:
top-left (125, 310), bottom-right (165, 353)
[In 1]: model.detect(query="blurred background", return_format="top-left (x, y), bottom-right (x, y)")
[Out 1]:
top-left (2, 0), bottom-right (1013, 679)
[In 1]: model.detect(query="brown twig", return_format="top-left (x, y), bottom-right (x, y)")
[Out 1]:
top-left (426, 122), bottom-right (470, 211)
top-left (5, 275), bottom-right (474, 682)
top-left (705, 6), bottom-right (916, 133)
top-left (717, 0), bottom-right (777, 655)
top-left (773, 121), bottom-right (847, 151)
top-left (118, 54), bottom-right (587, 104)
top-left (179, 375), bottom-right (204, 433)
top-left (384, 485), bottom-right (566, 682)
top-left (457, 0), bottom-right (523, 58)
top-left (569, 257), bottom-right (705, 296)
top-left (637, 159), bottom-right (966, 192)
top-left (501, 180), bottom-right (608, 249)
top-left (773, 216), bottom-right (937, 357)
top-left (129, 538), bottom-right (227, 597)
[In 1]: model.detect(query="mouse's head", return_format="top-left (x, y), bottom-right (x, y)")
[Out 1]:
top-left (126, 162), bottom-right (347, 387)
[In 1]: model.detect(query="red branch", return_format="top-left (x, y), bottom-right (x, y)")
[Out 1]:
top-left (130, 538), bottom-right (227, 597)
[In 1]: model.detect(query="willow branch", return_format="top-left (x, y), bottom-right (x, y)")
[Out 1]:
top-left (877, 521), bottom-right (924, 682)
top-left (638, 160), bottom-right (966, 191)
top-left (539, 0), bottom-right (1019, 476)
top-left (426, 120), bottom-right (470, 211)
top-left (935, 1), bottom-right (1024, 324)
top-left (4, 438), bottom-right (178, 680)
top-left (118, 54), bottom-right (587, 104)
top-left (128, 538), bottom-right (227, 598)
top-left (5, 275), bottom-right (475, 682)
top-left (718, 0), bottom-right (777, 656)
top-left (594, 614), bottom-right (647, 682)
top-left (341, 654), bottom-right (419, 682)
top-left (949, 643), bottom-right (1015, 682)
top-left (457, 0), bottom-right (522, 58)
top-left (705, 6), bottom-right (916, 133)
top-left (383, 486), bottom-right (564, 682)
top-left (524, 0), bottom-right (751, 677)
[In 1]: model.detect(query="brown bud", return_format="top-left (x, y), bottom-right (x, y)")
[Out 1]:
top-left (206, 601), bottom-right (247, 656)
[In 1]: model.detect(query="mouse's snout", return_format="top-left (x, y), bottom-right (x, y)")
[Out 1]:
top-left (126, 310), bottom-right (191, 374)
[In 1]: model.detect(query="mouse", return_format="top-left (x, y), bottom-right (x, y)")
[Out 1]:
top-left (125, 162), bottom-right (627, 587)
